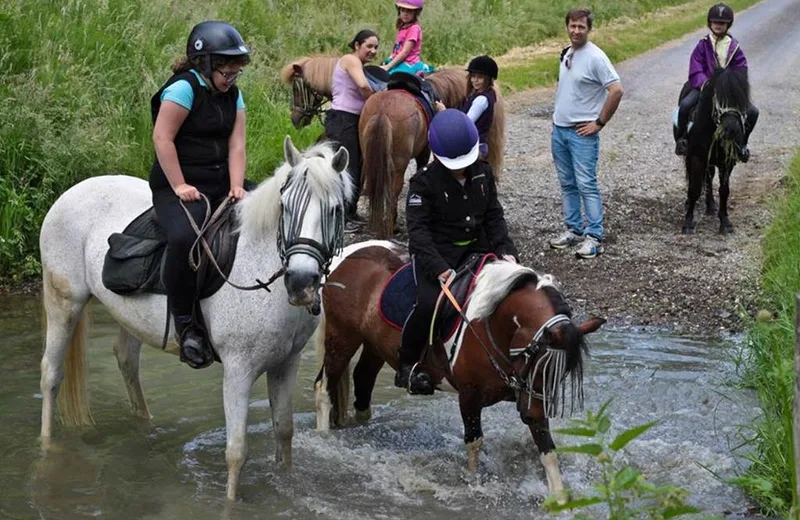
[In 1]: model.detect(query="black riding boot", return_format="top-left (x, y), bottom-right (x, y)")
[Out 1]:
top-left (395, 320), bottom-right (435, 395)
top-left (675, 88), bottom-right (699, 156)
top-left (674, 125), bottom-right (688, 156)
top-left (174, 315), bottom-right (213, 369)
top-left (394, 346), bottom-right (434, 395)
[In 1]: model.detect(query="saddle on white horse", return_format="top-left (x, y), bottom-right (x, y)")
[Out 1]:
top-left (101, 201), bottom-right (240, 298)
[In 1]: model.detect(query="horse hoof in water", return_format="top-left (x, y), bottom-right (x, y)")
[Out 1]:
top-left (681, 225), bottom-right (695, 235)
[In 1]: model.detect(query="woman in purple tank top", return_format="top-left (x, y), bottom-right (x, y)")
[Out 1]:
top-left (325, 29), bottom-right (379, 232)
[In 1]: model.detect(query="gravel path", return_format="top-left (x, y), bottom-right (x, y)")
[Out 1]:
top-left (351, 0), bottom-right (800, 335)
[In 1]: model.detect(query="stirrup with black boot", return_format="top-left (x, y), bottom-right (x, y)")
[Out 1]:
top-left (394, 359), bottom-right (435, 395)
top-left (675, 138), bottom-right (688, 156)
top-left (174, 315), bottom-right (214, 369)
top-left (674, 126), bottom-right (688, 156)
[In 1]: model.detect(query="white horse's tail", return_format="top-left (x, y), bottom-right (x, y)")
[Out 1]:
top-left (57, 306), bottom-right (94, 426)
top-left (313, 307), bottom-right (350, 429)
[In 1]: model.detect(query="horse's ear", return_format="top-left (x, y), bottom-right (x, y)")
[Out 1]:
top-left (283, 135), bottom-right (302, 167)
top-left (331, 146), bottom-right (349, 173)
top-left (577, 316), bottom-right (606, 336)
top-left (292, 64), bottom-right (303, 76)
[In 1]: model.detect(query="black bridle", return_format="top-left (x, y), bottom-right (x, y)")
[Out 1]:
top-left (277, 170), bottom-right (345, 277)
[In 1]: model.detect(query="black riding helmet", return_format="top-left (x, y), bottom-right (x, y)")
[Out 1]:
top-left (186, 21), bottom-right (250, 79)
top-left (707, 3), bottom-right (734, 27)
top-left (466, 55), bottom-right (498, 80)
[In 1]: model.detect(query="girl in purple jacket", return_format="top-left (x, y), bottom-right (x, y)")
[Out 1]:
top-left (674, 3), bottom-right (759, 161)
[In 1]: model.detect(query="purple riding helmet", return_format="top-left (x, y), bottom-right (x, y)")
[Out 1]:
top-left (396, 0), bottom-right (423, 9)
top-left (428, 109), bottom-right (480, 170)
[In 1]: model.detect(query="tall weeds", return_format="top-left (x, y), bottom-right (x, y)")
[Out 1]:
top-left (0, 0), bottom-right (738, 281)
top-left (732, 153), bottom-right (800, 516)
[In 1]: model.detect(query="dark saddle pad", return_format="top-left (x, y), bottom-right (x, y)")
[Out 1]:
top-left (385, 71), bottom-right (439, 122)
top-left (378, 253), bottom-right (496, 342)
top-left (364, 65), bottom-right (390, 92)
top-left (101, 201), bottom-right (240, 298)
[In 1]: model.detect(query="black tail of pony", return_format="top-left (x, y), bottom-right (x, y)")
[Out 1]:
top-left (362, 113), bottom-right (395, 238)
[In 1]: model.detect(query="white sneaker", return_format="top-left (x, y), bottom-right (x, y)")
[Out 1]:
top-left (549, 230), bottom-right (583, 249)
top-left (575, 236), bottom-right (604, 259)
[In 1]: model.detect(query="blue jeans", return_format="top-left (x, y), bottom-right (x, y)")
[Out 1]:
top-left (551, 125), bottom-right (603, 240)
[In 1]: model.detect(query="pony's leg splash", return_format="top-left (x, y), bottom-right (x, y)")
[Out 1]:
top-left (315, 330), bottom-right (361, 430)
top-left (267, 350), bottom-right (303, 469)
top-left (530, 419), bottom-right (567, 504)
top-left (40, 269), bottom-right (92, 443)
top-left (113, 327), bottom-right (151, 419)
top-left (222, 361), bottom-right (258, 501)
top-left (352, 343), bottom-right (385, 423)
top-left (459, 388), bottom-right (484, 472)
top-left (718, 167), bottom-right (734, 234)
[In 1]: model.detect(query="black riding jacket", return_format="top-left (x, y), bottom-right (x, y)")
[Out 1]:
top-left (149, 70), bottom-right (239, 197)
top-left (406, 160), bottom-right (518, 280)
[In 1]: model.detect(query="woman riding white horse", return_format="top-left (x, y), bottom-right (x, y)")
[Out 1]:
top-left (38, 136), bottom-right (352, 501)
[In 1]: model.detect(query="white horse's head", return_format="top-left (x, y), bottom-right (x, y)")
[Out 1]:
top-left (279, 137), bottom-right (351, 306)
top-left (238, 136), bottom-right (352, 309)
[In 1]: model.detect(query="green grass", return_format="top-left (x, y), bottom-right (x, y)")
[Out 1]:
top-left (0, 0), bottom-right (761, 283)
top-left (731, 152), bottom-right (800, 517)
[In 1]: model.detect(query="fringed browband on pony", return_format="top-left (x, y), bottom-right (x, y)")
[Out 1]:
top-left (681, 66), bottom-right (753, 234)
top-left (313, 241), bottom-right (604, 503)
top-left (282, 56), bottom-right (507, 237)
top-left (281, 56), bottom-right (338, 129)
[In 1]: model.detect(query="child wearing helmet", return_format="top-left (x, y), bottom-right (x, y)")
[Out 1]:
top-left (396, 109), bottom-right (519, 395)
top-left (381, 0), bottom-right (435, 76)
top-left (460, 55), bottom-right (499, 160)
top-left (674, 3), bottom-right (759, 161)
top-left (149, 21), bottom-right (251, 369)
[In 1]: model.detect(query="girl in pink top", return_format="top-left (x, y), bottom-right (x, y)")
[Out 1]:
top-left (381, 0), bottom-right (434, 76)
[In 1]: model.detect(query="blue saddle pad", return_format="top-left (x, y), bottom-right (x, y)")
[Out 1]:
top-left (379, 263), bottom-right (415, 330)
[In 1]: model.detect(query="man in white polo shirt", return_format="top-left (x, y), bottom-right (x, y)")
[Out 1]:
top-left (548, 8), bottom-right (624, 259)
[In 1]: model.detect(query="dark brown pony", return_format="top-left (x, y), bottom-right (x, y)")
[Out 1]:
top-left (313, 241), bottom-right (604, 500)
top-left (681, 67), bottom-right (751, 234)
top-left (281, 56), bottom-right (506, 237)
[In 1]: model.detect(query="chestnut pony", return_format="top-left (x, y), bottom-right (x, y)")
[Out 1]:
top-left (281, 56), bottom-right (506, 237)
top-left (313, 241), bottom-right (604, 500)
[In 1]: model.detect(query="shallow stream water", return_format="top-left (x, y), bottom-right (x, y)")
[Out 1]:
top-left (0, 293), bottom-right (759, 519)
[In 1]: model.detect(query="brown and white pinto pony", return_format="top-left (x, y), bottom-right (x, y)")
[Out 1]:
top-left (313, 240), bottom-right (604, 500)
top-left (281, 56), bottom-right (506, 237)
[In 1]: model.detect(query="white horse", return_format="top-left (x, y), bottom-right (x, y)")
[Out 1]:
top-left (38, 136), bottom-right (352, 501)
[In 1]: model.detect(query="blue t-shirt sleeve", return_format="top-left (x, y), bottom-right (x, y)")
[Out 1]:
top-left (237, 90), bottom-right (245, 110)
top-left (160, 79), bottom-right (194, 110)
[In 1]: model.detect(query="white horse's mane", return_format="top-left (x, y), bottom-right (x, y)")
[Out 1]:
top-left (236, 141), bottom-right (354, 238)
top-left (465, 261), bottom-right (559, 321)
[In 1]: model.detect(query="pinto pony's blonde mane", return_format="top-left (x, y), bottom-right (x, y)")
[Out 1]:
top-left (280, 55), bottom-right (339, 97)
top-left (465, 261), bottom-right (558, 322)
top-left (236, 141), bottom-right (353, 239)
